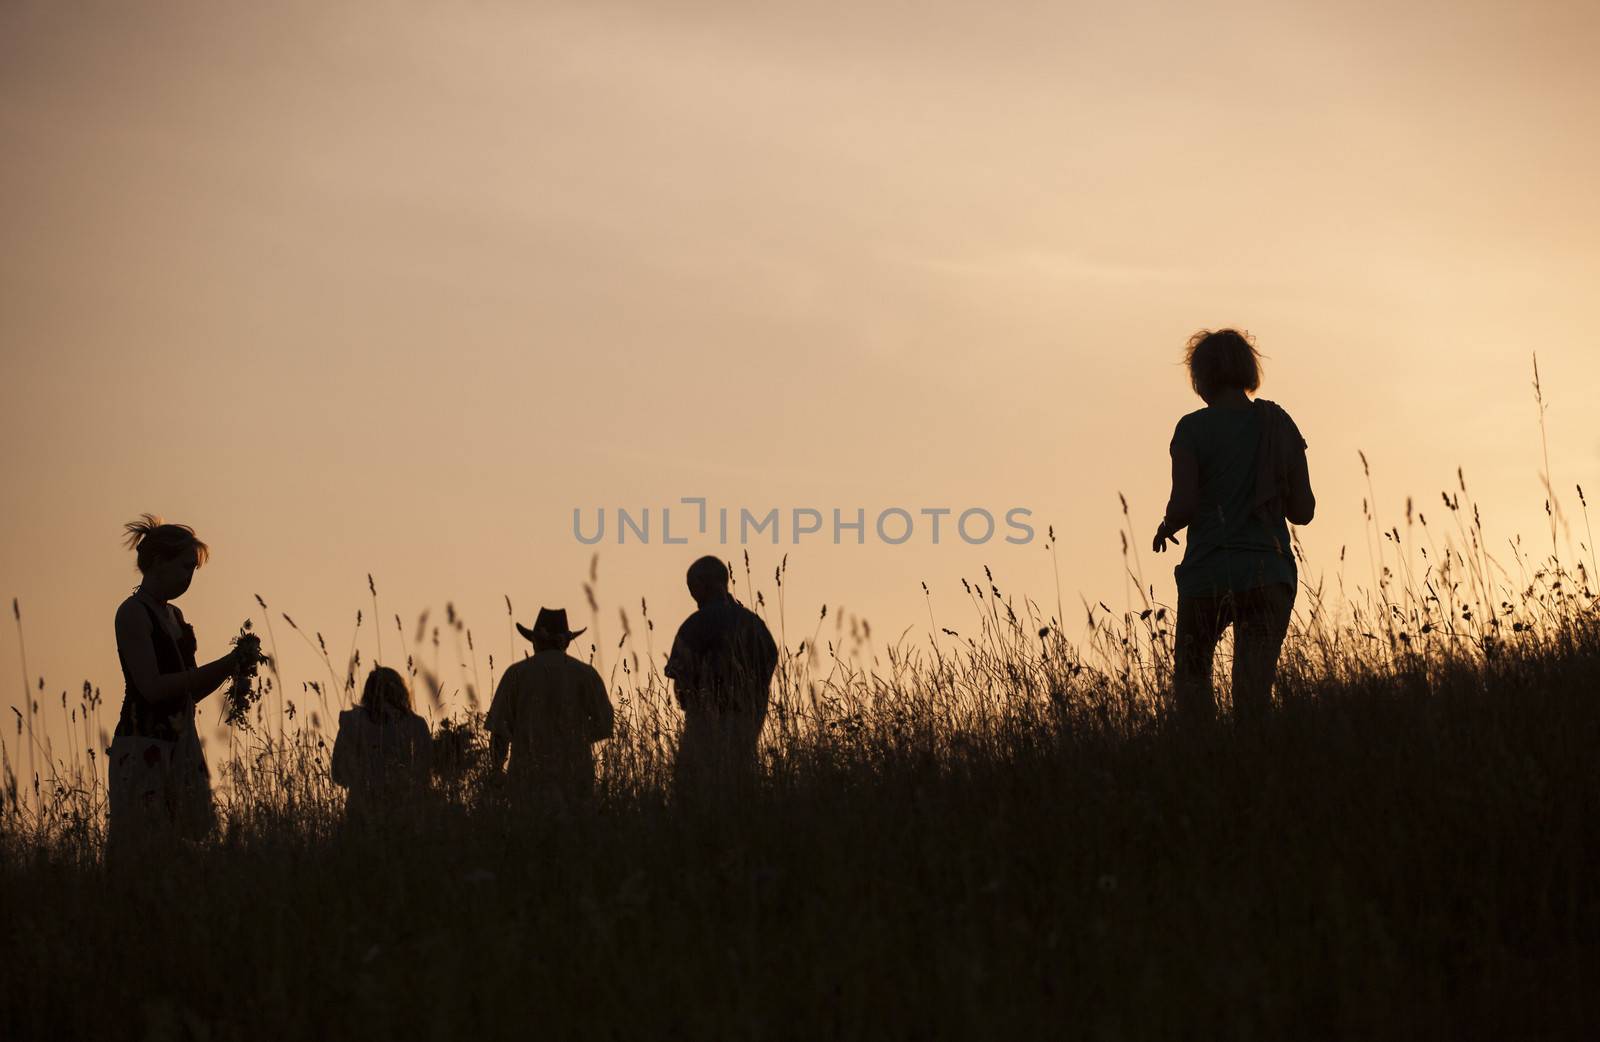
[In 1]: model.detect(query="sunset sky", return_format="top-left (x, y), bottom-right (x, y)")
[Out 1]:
top-left (3, 0), bottom-right (1597, 767)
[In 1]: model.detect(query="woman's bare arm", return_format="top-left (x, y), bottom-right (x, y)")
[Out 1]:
top-left (114, 600), bottom-right (238, 705)
top-left (1154, 443), bottom-right (1199, 552)
top-left (186, 658), bottom-right (235, 702)
top-left (1286, 443), bottom-right (1315, 525)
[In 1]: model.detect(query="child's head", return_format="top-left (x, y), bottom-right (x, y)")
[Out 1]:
top-left (1184, 328), bottom-right (1262, 402)
top-left (686, 555), bottom-right (730, 604)
top-left (360, 666), bottom-right (412, 719)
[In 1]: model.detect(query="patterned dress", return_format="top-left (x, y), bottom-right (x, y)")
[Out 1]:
top-left (108, 599), bottom-right (217, 847)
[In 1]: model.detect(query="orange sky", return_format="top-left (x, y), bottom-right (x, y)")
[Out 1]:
top-left (3, 0), bottom-right (1598, 771)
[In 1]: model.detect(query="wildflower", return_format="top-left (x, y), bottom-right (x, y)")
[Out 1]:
top-left (223, 621), bottom-right (266, 727)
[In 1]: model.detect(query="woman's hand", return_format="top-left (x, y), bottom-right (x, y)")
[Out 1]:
top-left (229, 634), bottom-right (265, 670)
top-left (1152, 520), bottom-right (1180, 553)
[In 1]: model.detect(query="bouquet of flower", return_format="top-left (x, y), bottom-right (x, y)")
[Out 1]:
top-left (224, 620), bottom-right (267, 728)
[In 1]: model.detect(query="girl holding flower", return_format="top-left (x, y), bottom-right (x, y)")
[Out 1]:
top-left (110, 514), bottom-right (252, 851)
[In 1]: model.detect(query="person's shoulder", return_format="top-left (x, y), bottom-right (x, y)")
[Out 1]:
top-left (559, 651), bottom-right (599, 674)
top-left (1256, 398), bottom-right (1307, 446)
top-left (1254, 397), bottom-right (1294, 420)
top-left (563, 655), bottom-right (607, 694)
top-left (114, 596), bottom-right (150, 630)
top-left (571, 657), bottom-right (605, 688)
top-left (735, 602), bottom-right (770, 630)
top-left (672, 607), bottom-right (708, 639)
top-left (337, 708), bottom-right (363, 729)
top-left (1170, 408), bottom-right (1207, 449)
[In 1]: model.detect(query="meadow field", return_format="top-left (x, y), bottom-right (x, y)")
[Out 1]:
top-left (3, 478), bottom-right (1598, 1041)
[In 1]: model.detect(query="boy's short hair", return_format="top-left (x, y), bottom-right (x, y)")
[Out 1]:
top-left (687, 555), bottom-right (730, 594)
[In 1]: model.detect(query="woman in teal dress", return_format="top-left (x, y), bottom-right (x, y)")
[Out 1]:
top-left (1152, 329), bottom-right (1316, 724)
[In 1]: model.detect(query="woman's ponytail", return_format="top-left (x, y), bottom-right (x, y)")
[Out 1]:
top-left (122, 513), bottom-right (210, 573)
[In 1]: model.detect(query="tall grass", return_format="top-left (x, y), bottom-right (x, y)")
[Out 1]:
top-left (3, 368), bottom-right (1598, 1038)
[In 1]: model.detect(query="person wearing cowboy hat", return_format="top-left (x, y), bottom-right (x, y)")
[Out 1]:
top-left (485, 607), bottom-right (614, 808)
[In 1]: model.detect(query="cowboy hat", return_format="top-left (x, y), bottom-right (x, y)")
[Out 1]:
top-left (515, 606), bottom-right (587, 644)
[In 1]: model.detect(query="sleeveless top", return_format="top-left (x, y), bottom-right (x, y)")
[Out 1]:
top-left (115, 599), bottom-right (200, 741)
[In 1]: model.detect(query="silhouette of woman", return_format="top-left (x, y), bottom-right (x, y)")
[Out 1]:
top-left (109, 515), bottom-right (248, 850)
top-left (330, 666), bottom-right (432, 826)
top-left (1153, 330), bottom-right (1315, 724)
